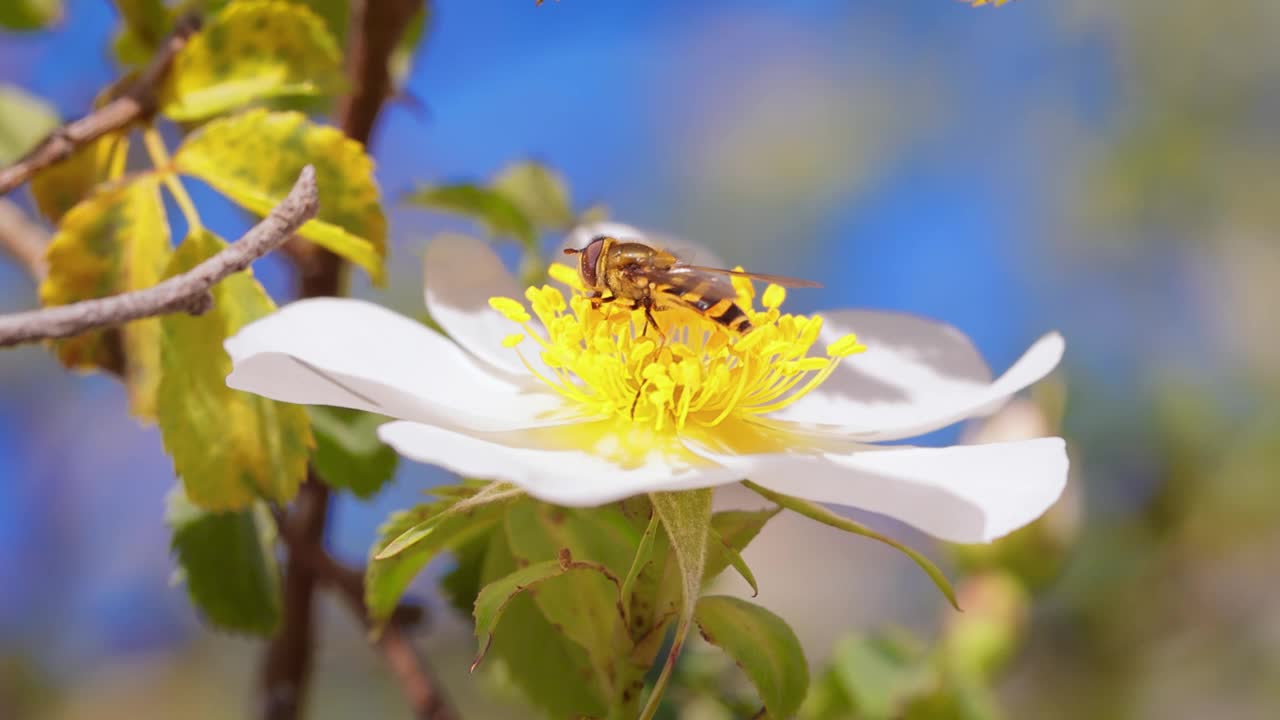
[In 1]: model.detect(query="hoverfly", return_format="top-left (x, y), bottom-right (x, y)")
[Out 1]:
top-left (563, 235), bottom-right (821, 337)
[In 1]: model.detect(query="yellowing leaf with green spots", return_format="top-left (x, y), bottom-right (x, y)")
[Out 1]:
top-left (157, 230), bottom-right (312, 511)
top-left (30, 132), bottom-right (129, 224)
top-left (39, 175), bottom-right (170, 419)
top-left (159, 1), bottom-right (342, 122)
top-left (174, 109), bottom-right (387, 283)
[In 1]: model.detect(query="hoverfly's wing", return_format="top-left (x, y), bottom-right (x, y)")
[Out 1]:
top-left (648, 265), bottom-right (738, 310)
top-left (679, 264), bottom-right (822, 289)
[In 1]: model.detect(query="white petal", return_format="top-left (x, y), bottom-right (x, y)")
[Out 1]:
top-left (225, 297), bottom-right (576, 431)
top-left (422, 233), bottom-right (545, 380)
top-left (378, 420), bottom-right (745, 506)
top-left (770, 309), bottom-right (1064, 441)
top-left (695, 437), bottom-right (1068, 543)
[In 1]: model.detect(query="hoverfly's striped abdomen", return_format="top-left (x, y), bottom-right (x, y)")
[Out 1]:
top-left (706, 300), bottom-right (753, 333)
top-left (660, 280), bottom-right (754, 334)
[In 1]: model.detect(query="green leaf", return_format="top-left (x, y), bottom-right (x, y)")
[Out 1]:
top-left (390, 2), bottom-right (429, 85)
top-left (704, 507), bottom-right (779, 592)
top-left (643, 489), bottom-right (714, 717)
top-left (476, 527), bottom-right (608, 718)
top-left (472, 549), bottom-right (621, 672)
top-left (829, 632), bottom-right (935, 720)
top-left (0, 0), bottom-right (62, 31)
top-left (308, 406), bottom-right (397, 499)
top-left (166, 486), bottom-right (281, 635)
top-left (0, 84), bottom-right (59, 166)
top-left (439, 527), bottom-right (493, 617)
top-left (405, 183), bottom-right (537, 248)
top-left (708, 527), bottom-right (759, 597)
top-left (159, 1), bottom-right (342, 121)
top-left (375, 481), bottom-right (521, 559)
top-left (30, 133), bottom-right (129, 224)
top-left (39, 175), bottom-right (169, 419)
top-left (621, 509), bottom-right (661, 625)
top-left (173, 108), bottom-right (387, 283)
top-left (694, 595), bottom-right (809, 719)
top-left (502, 501), bottom-right (632, 702)
top-left (156, 229), bottom-right (312, 510)
top-left (492, 160), bottom-right (574, 230)
top-left (365, 483), bottom-right (512, 626)
top-left (744, 481), bottom-right (959, 610)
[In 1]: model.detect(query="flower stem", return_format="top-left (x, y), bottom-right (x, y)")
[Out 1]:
top-left (637, 629), bottom-right (682, 720)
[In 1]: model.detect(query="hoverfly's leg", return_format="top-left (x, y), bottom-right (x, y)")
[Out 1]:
top-left (630, 379), bottom-right (650, 419)
top-left (584, 289), bottom-right (618, 310)
top-left (643, 305), bottom-right (667, 345)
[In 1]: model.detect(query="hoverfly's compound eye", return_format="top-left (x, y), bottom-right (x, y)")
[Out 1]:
top-left (580, 235), bottom-right (607, 288)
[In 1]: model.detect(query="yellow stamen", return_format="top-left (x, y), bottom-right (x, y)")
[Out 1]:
top-left (761, 283), bottom-right (786, 310)
top-left (488, 274), bottom-right (866, 433)
top-left (548, 262), bottom-right (582, 290)
top-left (489, 297), bottom-right (531, 323)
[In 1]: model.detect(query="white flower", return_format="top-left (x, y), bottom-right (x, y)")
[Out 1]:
top-left (224, 225), bottom-right (1068, 543)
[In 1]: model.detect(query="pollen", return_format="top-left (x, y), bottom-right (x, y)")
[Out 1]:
top-left (490, 263), bottom-right (866, 433)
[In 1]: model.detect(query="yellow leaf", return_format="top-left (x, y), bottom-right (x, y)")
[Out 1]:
top-left (157, 229), bottom-right (312, 511)
top-left (39, 175), bottom-right (170, 419)
top-left (159, 0), bottom-right (342, 121)
top-left (174, 109), bottom-right (387, 283)
top-left (30, 132), bottom-right (129, 224)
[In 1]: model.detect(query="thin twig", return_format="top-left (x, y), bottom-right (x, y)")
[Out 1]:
top-left (0, 166), bottom-right (318, 348)
top-left (0, 14), bottom-right (201, 197)
top-left (0, 199), bottom-right (51, 281)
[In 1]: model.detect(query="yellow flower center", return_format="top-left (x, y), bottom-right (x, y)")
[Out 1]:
top-left (489, 262), bottom-right (866, 434)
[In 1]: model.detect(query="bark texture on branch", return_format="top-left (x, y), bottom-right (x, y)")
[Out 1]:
top-left (0, 14), bottom-right (201, 197)
top-left (0, 166), bottom-right (318, 349)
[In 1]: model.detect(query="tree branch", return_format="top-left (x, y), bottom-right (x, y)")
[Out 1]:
top-left (265, 3), bottom-right (439, 719)
top-left (0, 166), bottom-right (318, 348)
top-left (271, 505), bottom-right (454, 720)
top-left (0, 14), bottom-right (201, 197)
top-left (261, 476), bottom-right (329, 720)
top-left (282, 0), bottom-right (422, 293)
top-left (0, 199), bottom-right (50, 282)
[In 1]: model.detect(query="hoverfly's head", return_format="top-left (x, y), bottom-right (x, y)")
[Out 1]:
top-left (563, 235), bottom-right (610, 290)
